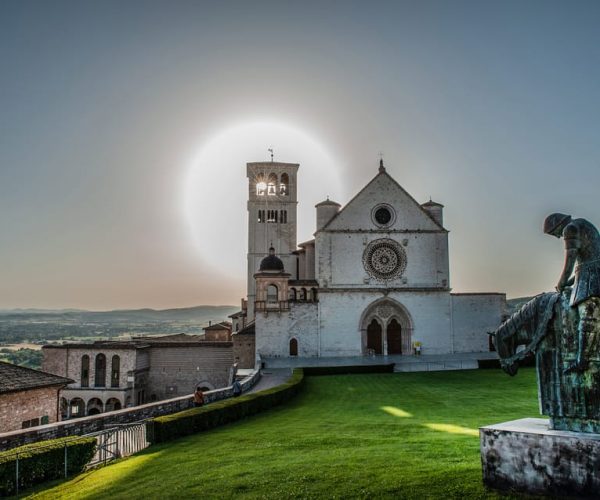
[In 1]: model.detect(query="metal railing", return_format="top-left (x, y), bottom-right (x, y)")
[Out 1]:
top-left (86, 421), bottom-right (150, 468)
top-left (4, 421), bottom-right (151, 496)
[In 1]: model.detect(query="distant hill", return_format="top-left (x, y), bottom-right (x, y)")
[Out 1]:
top-left (0, 305), bottom-right (238, 324)
top-left (0, 305), bottom-right (239, 344)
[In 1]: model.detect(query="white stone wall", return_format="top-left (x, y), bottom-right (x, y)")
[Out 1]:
top-left (451, 293), bottom-right (506, 353)
top-left (318, 291), bottom-right (452, 356)
top-left (255, 303), bottom-right (318, 357)
top-left (316, 232), bottom-right (449, 289)
top-left (323, 172), bottom-right (442, 232)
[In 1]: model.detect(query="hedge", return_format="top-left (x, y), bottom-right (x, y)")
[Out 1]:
top-left (150, 368), bottom-right (304, 444)
top-left (0, 436), bottom-right (96, 496)
top-left (302, 364), bottom-right (395, 376)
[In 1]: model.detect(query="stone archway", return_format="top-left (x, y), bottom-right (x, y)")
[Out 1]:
top-left (366, 319), bottom-right (383, 354)
top-left (387, 318), bottom-right (402, 354)
top-left (360, 298), bottom-right (413, 355)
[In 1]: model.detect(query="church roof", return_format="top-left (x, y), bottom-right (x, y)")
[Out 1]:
top-left (259, 247), bottom-right (285, 272)
top-left (315, 199), bottom-right (341, 208)
top-left (203, 321), bottom-right (232, 332)
top-left (234, 321), bottom-right (255, 336)
top-left (422, 199), bottom-right (444, 208)
top-left (319, 161), bottom-right (446, 232)
top-left (0, 361), bottom-right (73, 394)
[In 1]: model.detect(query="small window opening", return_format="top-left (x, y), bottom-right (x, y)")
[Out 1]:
top-left (267, 284), bottom-right (278, 304)
top-left (267, 173), bottom-right (277, 196)
top-left (289, 338), bottom-right (298, 356)
top-left (280, 173), bottom-right (289, 195)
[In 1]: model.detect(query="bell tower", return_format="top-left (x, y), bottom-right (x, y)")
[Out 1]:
top-left (246, 161), bottom-right (298, 319)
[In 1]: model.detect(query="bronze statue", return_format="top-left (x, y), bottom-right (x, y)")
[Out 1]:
top-left (543, 213), bottom-right (600, 373)
top-left (492, 214), bottom-right (600, 434)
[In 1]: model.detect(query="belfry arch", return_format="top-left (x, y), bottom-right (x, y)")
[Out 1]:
top-left (359, 298), bottom-right (413, 355)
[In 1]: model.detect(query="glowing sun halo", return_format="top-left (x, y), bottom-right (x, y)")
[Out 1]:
top-left (184, 121), bottom-right (344, 281)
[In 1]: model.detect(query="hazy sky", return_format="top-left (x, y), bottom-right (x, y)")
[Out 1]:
top-left (1, 1), bottom-right (600, 310)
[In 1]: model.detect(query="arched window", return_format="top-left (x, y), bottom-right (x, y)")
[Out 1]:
top-left (111, 355), bottom-right (120, 388)
top-left (267, 284), bottom-right (278, 304)
top-left (258, 210), bottom-right (265, 223)
top-left (289, 338), bottom-right (298, 356)
top-left (288, 288), bottom-right (297, 301)
top-left (81, 355), bottom-right (89, 387)
top-left (311, 288), bottom-right (318, 302)
top-left (280, 173), bottom-right (289, 195)
top-left (256, 181), bottom-right (266, 196)
top-left (300, 288), bottom-right (307, 301)
top-left (95, 353), bottom-right (106, 387)
top-left (280, 210), bottom-right (287, 223)
top-left (267, 210), bottom-right (277, 223)
top-left (267, 173), bottom-right (277, 196)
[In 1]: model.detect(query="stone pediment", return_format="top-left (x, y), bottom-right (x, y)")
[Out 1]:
top-left (321, 170), bottom-right (444, 232)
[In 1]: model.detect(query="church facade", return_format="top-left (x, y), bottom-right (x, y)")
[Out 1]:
top-left (235, 160), bottom-right (505, 359)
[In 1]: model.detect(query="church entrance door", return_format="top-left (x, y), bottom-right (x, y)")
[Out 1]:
top-left (366, 319), bottom-right (383, 355)
top-left (386, 319), bottom-right (402, 354)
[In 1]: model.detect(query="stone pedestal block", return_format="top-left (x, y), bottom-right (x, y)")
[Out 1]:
top-left (480, 418), bottom-right (600, 497)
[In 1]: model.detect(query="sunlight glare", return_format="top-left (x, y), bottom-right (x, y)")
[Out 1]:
top-left (424, 423), bottom-right (479, 437)
top-left (381, 406), bottom-right (413, 418)
top-left (183, 120), bottom-right (344, 281)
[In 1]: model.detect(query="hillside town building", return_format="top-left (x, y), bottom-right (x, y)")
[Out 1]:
top-left (234, 160), bottom-right (506, 359)
top-left (0, 361), bottom-right (72, 433)
top-left (42, 331), bottom-right (233, 418)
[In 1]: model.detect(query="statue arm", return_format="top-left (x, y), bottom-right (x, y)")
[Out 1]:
top-left (557, 225), bottom-right (580, 291)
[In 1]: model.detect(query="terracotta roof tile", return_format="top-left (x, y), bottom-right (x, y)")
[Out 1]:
top-left (0, 361), bottom-right (73, 394)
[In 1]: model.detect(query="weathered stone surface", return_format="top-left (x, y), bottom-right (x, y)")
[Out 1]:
top-left (481, 418), bottom-right (600, 497)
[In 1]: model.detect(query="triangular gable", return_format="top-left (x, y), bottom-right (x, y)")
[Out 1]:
top-left (322, 170), bottom-right (444, 232)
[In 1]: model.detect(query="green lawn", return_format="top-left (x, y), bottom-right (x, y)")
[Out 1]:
top-left (29, 369), bottom-right (539, 499)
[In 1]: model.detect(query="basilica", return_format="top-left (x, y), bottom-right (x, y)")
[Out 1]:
top-left (231, 160), bottom-right (505, 360)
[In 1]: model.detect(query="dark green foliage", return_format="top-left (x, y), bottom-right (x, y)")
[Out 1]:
top-left (150, 369), bottom-right (304, 444)
top-left (303, 364), bottom-right (395, 375)
top-left (0, 436), bottom-right (96, 496)
top-left (0, 348), bottom-right (43, 369)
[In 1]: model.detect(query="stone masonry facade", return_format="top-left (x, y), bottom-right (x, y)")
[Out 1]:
top-left (0, 387), bottom-right (61, 433)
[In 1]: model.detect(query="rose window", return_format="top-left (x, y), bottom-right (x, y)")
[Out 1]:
top-left (363, 239), bottom-right (406, 281)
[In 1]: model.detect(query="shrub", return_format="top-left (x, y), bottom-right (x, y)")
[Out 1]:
top-left (150, 368), bottom-right (304, 444)
top-left (0, 436), bottom-right (96, 496)
top-left (303, 364), bottom-right (395, 376)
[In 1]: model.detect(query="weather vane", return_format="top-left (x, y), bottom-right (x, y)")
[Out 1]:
top-left (268, 148), bottom-right (274, 162)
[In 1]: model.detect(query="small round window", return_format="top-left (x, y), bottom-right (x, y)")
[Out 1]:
top-left (371, 204), bottom-right (395, 228)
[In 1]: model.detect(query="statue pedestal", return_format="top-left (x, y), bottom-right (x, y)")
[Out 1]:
top-left (480, 418), bottom-right (600, 497)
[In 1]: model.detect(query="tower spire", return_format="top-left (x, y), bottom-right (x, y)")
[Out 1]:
top-left (378, 156), bottom-right (385, 173)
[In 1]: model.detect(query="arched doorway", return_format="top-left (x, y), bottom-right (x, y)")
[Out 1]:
top-left (387, 319), bottom-right (402, 354)
top-left (105, 398), bottom-right (122, 412)
top-left (289, 338), bottom-right (298, 356)
top-left (360, 298), bottom-right (413, 356)
top-left (87, 398), bottom-right (103, 415)
top-left (366, 319), bottom-right (383, 355)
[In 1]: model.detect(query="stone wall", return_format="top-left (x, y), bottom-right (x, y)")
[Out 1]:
top-left (147, 344), bottom-right (233, 400)
top-left (256, 303), bottom-right (319, 357)
top-left (451, 293), bottom-right (506, 352)
top-left (0, 368), bottom-right (261, 451)
top-left (0, 386), bottom-right (62, 433)
top-left (318, 290), bottom-right (452, 356)
top-left (42, 346), bottom-right (140, 390)
top-left (233, 332), bottom-right (255, 368)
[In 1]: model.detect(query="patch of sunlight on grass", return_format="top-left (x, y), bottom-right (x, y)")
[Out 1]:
top-left (381, 406), bottom-right (413, 418)
top-left (424, 423), bottom-right (479, 436)
top-left (29, 452), bottom-right (160, 499)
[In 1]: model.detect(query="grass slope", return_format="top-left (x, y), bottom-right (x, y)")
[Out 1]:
top-left (29, 369), bottom-right (539, 499)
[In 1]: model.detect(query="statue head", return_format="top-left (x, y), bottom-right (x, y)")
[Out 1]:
top-left (543, 213), bottom-right (572, 238)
